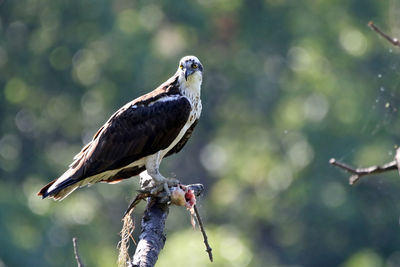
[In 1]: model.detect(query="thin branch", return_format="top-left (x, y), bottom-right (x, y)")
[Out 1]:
top-left (72, 237), bottom-right (85, 267)
top-left (368, 21), bottom-right (400, 47)
top-left (329, 158), bottom-right (398, 185)
top-left (194, 204), bottom-right (213, 262)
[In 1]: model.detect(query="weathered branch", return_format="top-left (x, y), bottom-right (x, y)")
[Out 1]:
top-left (368, 21), bottom-right (400, 47)
top-left (329, 158), bottom-right (397, 184)
top-left (126, 174), bottom-right (207, 267)
top-left (330, 147), bottom-right (400, 184)
top-left (130, 199), bottom-right (169, 267)
top-left (72, 237), bottom-right (85, 267)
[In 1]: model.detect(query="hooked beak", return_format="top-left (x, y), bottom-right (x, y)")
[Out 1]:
top-left (184, 69), bottom-right (194, 81)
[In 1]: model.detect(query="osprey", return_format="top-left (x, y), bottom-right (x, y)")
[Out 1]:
top-left (38, 55), bottom-right (203, 200)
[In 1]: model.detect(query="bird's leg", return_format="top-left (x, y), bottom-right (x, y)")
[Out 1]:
top-left (143, 153), bottom-right (180, 195)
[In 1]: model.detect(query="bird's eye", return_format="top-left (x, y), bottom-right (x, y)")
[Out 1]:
top-left (192, 63), bottom-right (198, 69)
top-left (179, 65), bottom-right (183, 69)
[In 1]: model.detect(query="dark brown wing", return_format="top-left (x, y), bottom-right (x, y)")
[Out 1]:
top-left (39, 94), bottom-right (191, 198)
top-left (165, 119), bottom-right (198, 157)
top-left (104, 119), bottom-right (199, 184)
top-left (86, 96), bottom-right (192, 175)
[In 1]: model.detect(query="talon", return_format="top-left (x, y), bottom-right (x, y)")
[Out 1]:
top-left (147, 178), bottom-right (180, 196)
top-left (150, 184), bottom-right (164, 195)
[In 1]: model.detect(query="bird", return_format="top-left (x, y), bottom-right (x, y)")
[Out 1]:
top-left (38, 55), bottom-right (203, 200)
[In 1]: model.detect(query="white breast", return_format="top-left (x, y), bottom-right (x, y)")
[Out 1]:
top-left (160, 72), bottom-right (202, 158)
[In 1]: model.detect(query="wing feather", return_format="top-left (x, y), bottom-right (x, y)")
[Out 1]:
top-left (85, 96), bottom-right (192, 176)
top-left (39, 93), bottom-right (192, 199)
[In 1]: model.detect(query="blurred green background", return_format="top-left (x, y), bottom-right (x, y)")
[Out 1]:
top-left (2, 0), bottom-right (400, 266)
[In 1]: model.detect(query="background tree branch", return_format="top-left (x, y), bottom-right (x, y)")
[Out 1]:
top-left (368, 21), bottom-right (400, 47)
top-left (330, 148), bottom-right (400, 184)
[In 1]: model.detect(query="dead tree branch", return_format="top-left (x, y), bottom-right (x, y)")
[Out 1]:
top-left (130, 199), bottom-right (169, 267)
top-left (368, 21), bottom-right (400, 47)
top-left (72, 237), bottom-right (85, 267)
top-left (330, 148), bottom-right (400, 184)
top-left (127, 175), bottom-right (207, 267)
top-left (329, 158), bottom-right (397, 184)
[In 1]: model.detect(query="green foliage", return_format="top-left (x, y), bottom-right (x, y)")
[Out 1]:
top-left (1, 0), bottom-right (400, 266)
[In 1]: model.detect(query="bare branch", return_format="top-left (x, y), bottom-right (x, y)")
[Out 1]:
top-left (194, 205), bottom-right (213, 262)
top-left (368, 21), bottom-right (400, 47)
top-left (130, 199), bottom-right (169, 267)
top-left (329, 158), bottom-right (398, 184)
top-left (72, 237), bottom-right (85, 267)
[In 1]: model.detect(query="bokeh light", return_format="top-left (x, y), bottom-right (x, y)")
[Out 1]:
top-left (2, 1), bottom-right (400, 266)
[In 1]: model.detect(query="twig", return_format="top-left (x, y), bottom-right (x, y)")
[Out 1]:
top-left (329, 158), bottom-right (398, 185)
top-left (72, 237), bottom-right (85, 267)
top-left (194, 204), bottom-right (213, 262)
top-left (368, 21), bottom-right (400, 47)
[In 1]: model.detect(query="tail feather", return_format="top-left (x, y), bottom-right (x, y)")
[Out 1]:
top-left (38, 170), bottom-right (81, 200)
top-left (38, 179), bottom-right (80, 201)
top-left (38, 165), bottom-right (145, 200)
top-left (50, 185), bottom-right (80, 201)
top-left (37, 180), bottom-right (57, 198)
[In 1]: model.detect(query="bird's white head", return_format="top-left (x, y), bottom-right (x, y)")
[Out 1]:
top-left (177, 55), bottom-right (203, 84)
